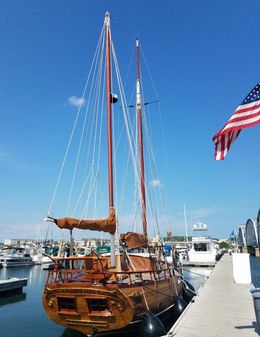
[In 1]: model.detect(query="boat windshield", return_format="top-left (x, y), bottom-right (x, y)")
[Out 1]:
top-left (194, 243), bottom-right (211, 252)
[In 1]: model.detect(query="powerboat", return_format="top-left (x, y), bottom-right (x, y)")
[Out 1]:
top-left (182, 223), bottom-right (220, 266)
top-left (0, 248), bottom-right (34, 267)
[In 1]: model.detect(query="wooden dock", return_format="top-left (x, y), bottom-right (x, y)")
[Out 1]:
top-left (0, 278), bottom-right (28, 294)
top-left (181, 260), bottom-right (216, 267)
top-left (167, 254), bottom-right (259, 337)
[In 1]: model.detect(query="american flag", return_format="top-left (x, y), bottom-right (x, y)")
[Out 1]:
top-left (213, 83), bottom-right (260, 160)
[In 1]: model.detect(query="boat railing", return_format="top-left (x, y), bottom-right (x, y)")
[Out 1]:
top-left (46, 257), bottom-right (174, 285)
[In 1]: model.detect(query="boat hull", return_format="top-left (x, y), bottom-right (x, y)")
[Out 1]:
top-left (0, 259), bottom-right (34, 268)
top-left (43, 275), bottom-right (182, 336)
top-left (92, 301), bottom-right (181, 337)
top-left (2, 262), bottom-right (34, 267)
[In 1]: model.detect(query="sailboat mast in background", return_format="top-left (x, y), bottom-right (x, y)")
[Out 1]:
top-left (136, 39), bottom-right (147, 236)
top-left (183, 203), bottom-right (189, 244)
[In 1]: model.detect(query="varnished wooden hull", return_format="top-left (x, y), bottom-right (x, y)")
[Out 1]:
top-left (43, 275), bottom-right (182, 336)
top-left (93, 302), bottom-right (180, 337)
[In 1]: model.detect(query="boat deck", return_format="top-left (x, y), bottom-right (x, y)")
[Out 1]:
top-left (166, 254), bottom-right (259, 337)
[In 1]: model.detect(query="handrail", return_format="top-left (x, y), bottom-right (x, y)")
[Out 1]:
top-left (46, 266), bottom-right (174, 285)
top-left (51, 255), bottom-right (108, 261)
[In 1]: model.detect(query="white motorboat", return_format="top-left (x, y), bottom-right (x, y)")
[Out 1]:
top-left (0, 249), bottom-right (34, 268)
top-left (183, 223), bottom-right (220, 266)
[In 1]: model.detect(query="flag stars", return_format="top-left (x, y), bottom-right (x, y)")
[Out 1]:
top-left (242, 86), bottom-right (260, 104)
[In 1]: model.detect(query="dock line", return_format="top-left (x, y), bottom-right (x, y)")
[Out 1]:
top-left (182, 267), bottom-right (210, 278)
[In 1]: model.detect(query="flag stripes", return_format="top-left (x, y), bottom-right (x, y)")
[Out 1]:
top-left (213, 83), bottom-right (260, 160)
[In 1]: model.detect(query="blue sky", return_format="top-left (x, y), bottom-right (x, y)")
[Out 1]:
top-left (1, 0), bottom-right (260, 241)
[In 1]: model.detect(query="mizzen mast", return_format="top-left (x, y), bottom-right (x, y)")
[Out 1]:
top-left (136, 39), bottom-right (147, 237)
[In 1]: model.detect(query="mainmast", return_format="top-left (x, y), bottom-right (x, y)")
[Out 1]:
top-left (105, 12), bottom-right (116, 266)
top-left (105, 12), bottom-right (114, 209)
top-left (136, 39), bottom-right (147, 236)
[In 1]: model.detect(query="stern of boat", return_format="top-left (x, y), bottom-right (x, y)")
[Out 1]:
top-left (43, 281), bottom-right (134, 336)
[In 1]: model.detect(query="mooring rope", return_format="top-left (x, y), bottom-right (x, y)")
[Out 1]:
top-left (141, 286), bottom-right (150, 310)
top-left (141, 284), bottom-right (175, 299)
top-left (182, 267), bottom-right (210, 278)
top-left (181, 279), bottom-right (197, 296)
top-left (141, 276), bottom-right (197, 299)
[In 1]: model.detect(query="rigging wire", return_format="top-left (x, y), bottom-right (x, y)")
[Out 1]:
top-left (110, 15), bottom-right (137, 40)
top-left (80, 34), bottom-right (105, 217)
top-left (93, 43), bottom-right (106, 220)
top-left (142, 104), bottom-right (160, 236)
top-left (140, 48), bottom-right (159, 101)
top-left (118, 86), bottom-right (138, 232)
top-left (89, 29), bottom-right (106, 220)
top-left (48, 16), bottom-right (172, 242)
top-left (72, 164), bottom-right (94, 215)
top-left (48, 22), bottom-right (106, 216)
top-left (140, 44), bottom-right (173, 236)
top-left (144, 109), bottom-right (172, 231)
top-left (81, 170), bottom-right (99, 220)
top-left (111, 31), bottom-right (126, 239)
top-left (71, 25), bottom-right (106, 218)
top-left (111, 40), bottom-right (144, 232)
top-left (66, 27), bottom-right (105, 216)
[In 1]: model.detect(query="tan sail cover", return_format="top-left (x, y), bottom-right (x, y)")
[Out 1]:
top-left (120, 232), bottom-right (148, 249)
top-left (52, 208), bottom-right (116, 234)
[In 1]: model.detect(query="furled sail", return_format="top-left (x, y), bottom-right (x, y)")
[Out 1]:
top-left (47, 207), bottom-right (116, 234)
top-left (120, 232), bottom-right (148, 249)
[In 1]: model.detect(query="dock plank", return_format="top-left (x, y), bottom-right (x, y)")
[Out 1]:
top-left (167, 254), bottom-right (258, 337)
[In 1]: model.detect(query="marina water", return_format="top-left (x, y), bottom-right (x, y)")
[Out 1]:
top-left (0, 256), bottom-right (259, 337)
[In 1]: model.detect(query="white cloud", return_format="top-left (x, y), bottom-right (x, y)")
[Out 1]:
top-left (68, 96), bottom-right (85, 107)
top-left (150, 179), bottom-right (163, 188)
top-left (188, 207), bottom-right (219, 220)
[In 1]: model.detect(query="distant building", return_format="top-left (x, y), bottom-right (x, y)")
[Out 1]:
top-left (4, 239), bottom-right (35, 247)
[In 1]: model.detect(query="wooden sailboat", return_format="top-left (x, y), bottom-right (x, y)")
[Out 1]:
top-left (43, 12), bottom-right (183, 336)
